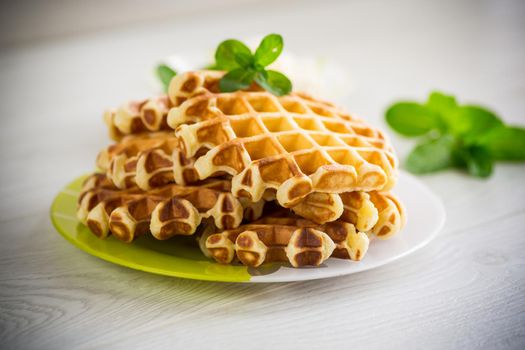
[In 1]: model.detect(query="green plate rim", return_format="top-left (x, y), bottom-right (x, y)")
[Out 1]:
top-left (50, 175), bottom-right (252, 282)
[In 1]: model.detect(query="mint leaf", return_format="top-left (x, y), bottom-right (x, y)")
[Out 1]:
top-left (457, 145), bottom-right (493, 178)
top-left (386, 90), bottom-right (525, 178)
top-left (405, 135), bottom-right (455, 174)
top-left (426, 92), bottom-right (457, 111)
top-left (254, 34), bottom-right (283, 67)
top-left (234, 52), bottom-right (254, 68)
top-left (450, 105), bottom-right (503, 140)
top-left (254, 70), bottom-right (292, 96)
top-left (425, 91), bottom-right (458, 129)
top-left (476, 126), bottom-right (525, 160)
top-left (203, 63), bottom-right (220, 70)
top-left (215, 40), bottom-right (252, 70)
top-left (385, 102), bottom-right (440, 136)
top-left (156, 64), bottom-right (177, 92)
top-left (213, 34), bottom-right (292, 96)
top-left (219, 68), bottom-right (256, 92)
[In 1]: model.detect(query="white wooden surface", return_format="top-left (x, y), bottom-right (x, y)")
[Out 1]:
top-left (1, 0), bottom-right (524, 349)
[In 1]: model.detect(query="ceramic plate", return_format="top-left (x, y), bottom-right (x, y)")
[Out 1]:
top-left (50, 171), bottom-right (445, 283)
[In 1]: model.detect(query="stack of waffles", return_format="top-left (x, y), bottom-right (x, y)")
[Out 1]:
top-left (79, 70), bottom-right (406, 268)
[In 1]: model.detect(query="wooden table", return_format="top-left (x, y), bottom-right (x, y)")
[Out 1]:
top-left (1, 0), bottom-right (524, 348)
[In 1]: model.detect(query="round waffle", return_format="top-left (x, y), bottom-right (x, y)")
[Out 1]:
top-left (202, 216), bottom-right (369, 267)
top-left (168, 71), bottom-right (398, 209)
top-left (104, 95), bottom-right (172, 140)
top-left (77, 174), bottom-right (263, 242)
top-left (293, 190), bottom-right (406, 237)
top-left (96, 132), bottom-right (199, 190)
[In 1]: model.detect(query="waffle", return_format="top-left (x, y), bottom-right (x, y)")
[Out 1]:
top-left (98, 133), bottom-right (349, 223)
top-left (96, 132), bottom-right (176, 172)
top-left (293, 191), bottom-right (405, 238)
top-left (168, 70), bottom-right (229, 107)
top-left (365, 192), bottom-right (406, 239)
top-left (290, 192), bottom-right (344, 224)
top-left (104, 95), bottom-right (172, 140)
top-left (96, 132), bottom-right (199, 190)
top-left (77, 174), bottom-right (263, 242)
top-left (203, 216), bottom-right (369, 267)
top-left (167, 70), bottom-right (334, 124)
top-left (103, 71), bottom-right (248, 140)
top-left (169, 71), bottom-right (397, 208)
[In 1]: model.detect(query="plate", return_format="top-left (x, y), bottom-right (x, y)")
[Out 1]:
top-left (50, 171), bottom-right (445, 283)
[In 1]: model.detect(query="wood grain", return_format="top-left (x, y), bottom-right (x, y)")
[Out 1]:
top-left (1, 0), bottom-right (524, 349)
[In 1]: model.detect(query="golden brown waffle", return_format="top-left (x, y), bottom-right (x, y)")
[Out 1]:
top-left (203, 216), bottom-right (369, 267)
top-left (290, 192), bottom-right (344, 224)
top-left (96, 132), bottom-right (199, 190)
top-left (338, 192), bottom-right (379, 232)
top-left (96, 132), bottom-right (176, 172)
top-left (367, 192), bottom-right (406, 239)
top-left (97, 133), bottom-right (347, 224)
top-left (103, 71), bottom-right (252, 140)
top-left (104, 95), bottom-right (171, 140)
top-left (293, 191), bottom-right (405, 238)
top-left (168, 72), bottom-right (339, 124)
top-left (337, 191), bottom-right (406, 239)
top-left (77, 174), bottom-right (264, 242)
top-left (169, 71), bottom-right (397, 209)
top-left (168, 70), bottom-right (228, 107)
top-left (136, 147), bottom-right (199, 189)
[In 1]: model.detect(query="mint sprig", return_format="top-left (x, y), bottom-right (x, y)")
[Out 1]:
top-left (214, 34), bottom-right (292, 96)
top-left (156, 64), bottom-right (177, 92)
top-left (386, 92), bottom-right (525, 178)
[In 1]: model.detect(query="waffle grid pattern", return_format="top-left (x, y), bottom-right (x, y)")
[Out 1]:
top-left (203, 216), bottom-right (369, 267)
top-left (77, 175), bottom-right (263, 243)
top-left (173, 90), bottom-right (397, 207)
top-left (85, 70), bottom-right (406, 268)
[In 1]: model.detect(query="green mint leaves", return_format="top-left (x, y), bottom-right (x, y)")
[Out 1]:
top-left (215, 40), bottom-right (252, 71)
top-left (153, 35), bottom-right (291, 95)
top-left (386, 102), bottom-right (442, 136)
top-left (476, 126), bottom-right (525, 160)
top-left (156, 64), bottom-right (177, 92)
top-left (386, 91), bottom-right (525, 178)
top-left (405, 135), bottom-right (456, 174)
top-left (254, 34), bottom-right (283, 66)
top-left (214, 34), bottom-right (292, 96)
